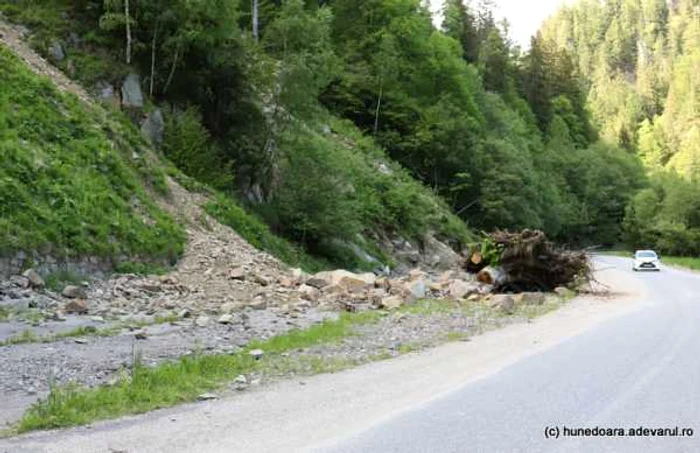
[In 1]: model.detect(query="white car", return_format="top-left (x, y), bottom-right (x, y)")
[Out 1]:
top-left (633, 250), bottom-right (661, 271)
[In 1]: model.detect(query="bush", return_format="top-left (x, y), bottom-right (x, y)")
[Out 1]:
top-left (162, 108), bottom-right (234, 191)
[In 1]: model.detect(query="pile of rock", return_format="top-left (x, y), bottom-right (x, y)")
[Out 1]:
top-left (275, 268), bottom-right (492, 312)
top-left (0, 269), bottom-right (58, 314)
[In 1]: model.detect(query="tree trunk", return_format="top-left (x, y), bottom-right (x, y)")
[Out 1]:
top-left (476, 266), bottom-right (508, 287)
top-left (374, 80), bottom-right (383, 136)
top-left (149, 21), bottom-right (158, 98)
top-left (125, 0), bottom-right (131, 65)
top-left (163, 41), bottom-right (180, 95)
top-left (252, 0), bottom-right (259, 41)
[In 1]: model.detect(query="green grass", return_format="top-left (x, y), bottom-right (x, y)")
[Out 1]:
top-left (0, 325), bottom-right (115, 347)
top-left (0, 45), bottom-right (185, 264)
top-left (0, 306), bottom-right (10, 322)
top-left (15, 311), bottom-right (384, 432)
top-left (661, 256), bottom-right (700, 271)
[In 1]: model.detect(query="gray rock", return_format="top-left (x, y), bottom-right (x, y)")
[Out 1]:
top-left (489, 295), bottom-right (515, 314)
top-left (408, 280), bottom-right (427, 299)
top-left (448, 280), bottom-right (479, 299)
top-left (422, 233), bottom-right (458, 270)
top-left (217, 314), bottom-right (233, 324)
top-left (48, 40), bottom-right (65, 62)
top-left (249, 349), bottom-right (264, 360)
top-left (9, 276), bottom-right (29, 288)
top-left (195, 316), bottom-right (211, 328)
top-left (121, 73), bottom-right (144, 108)
top-left (140, 108), bottom-right (165, 147)
top-left (234, 374), bottom-right (248, 384)
top-left (197, 393), bottom-right (218, 401)
top-left (62, 285), bottom-right (86, 299)
top-left (96, 81), bottom-right (118, 104)
top-left (22, 269), bottom-right (44, 288)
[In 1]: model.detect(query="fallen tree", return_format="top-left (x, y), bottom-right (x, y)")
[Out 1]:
top-left (466, 230), bottom-right (591, 291)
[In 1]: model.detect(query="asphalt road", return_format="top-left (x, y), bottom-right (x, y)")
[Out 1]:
top-left (319, 256), bottom-right (700, 453)
top-left (2, 256), bottom-right (698, 453)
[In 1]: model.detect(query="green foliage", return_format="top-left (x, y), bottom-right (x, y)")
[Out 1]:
top-left (162, 107), bottom-right (234, 191)
top-left (44, 271), bottom-right (85, 292)
top-left (0, 46), bottom-right (185, 262)
top-left (624, 172), bottom-right (700, 255)
top-left (204, 195), bottom-right (329, 272)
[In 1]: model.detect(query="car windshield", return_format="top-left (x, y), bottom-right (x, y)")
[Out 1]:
top-left (636, 251), bottom-right (657, 258)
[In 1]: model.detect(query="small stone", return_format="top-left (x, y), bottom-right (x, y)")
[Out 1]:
top-left (52, 311), bottom-right (67, 321)
top-left (249, 298), bottom-right (267, 310)
top-left (64, 299), bottom-right (89, 314)
top-left (178, 309), bottom-right (192, 319)
top-left (489, 295), bottom-right (515, 314)
top-left (90, 316), bottom-right (105, 323)
top-left (217, 314), bottom-right (233, 324)
top-left (249, 349), bottom-right (264, 360)
top-left (228, 267), bottom-right (245, 280)
top-left (62, 285), bottom-right (86, 299)
top-left (252, 274), bottom-right (270, 286)
top-left (197, 393), bottom-right (218, 401)
top-left (195, 316), bottom-right (211, 328)
top-left (139, 282), bottom-right (161, 293)
top-left (22, 269), bottom-right (44, 288)
top-left (234, 374), bottom-right (247, 385)
top-left (134, 331), bottom-right (148, 340)
top-left (74, 338), bottom-right (88, 344)
top-left (379, 295), bottom-right (404, 310)
top-left (278, 276), bottom-right (295, 288)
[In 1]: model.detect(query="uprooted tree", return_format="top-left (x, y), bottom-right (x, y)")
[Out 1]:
top-left (464, 230), bottom-right (591, 291)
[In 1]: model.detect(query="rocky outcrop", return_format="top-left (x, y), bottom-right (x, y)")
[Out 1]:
top-left (121, 73), bottom-right (144, 108)
top-left (140, 108), bottom-right (165, 147)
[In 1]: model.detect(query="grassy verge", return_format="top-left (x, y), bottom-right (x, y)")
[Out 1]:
top-left (12, 296), bottom-right (566, 434)
top-left (599, 250), bottom-right (700, 271)
top-left (15, 311), bottom-right (380, 432)
top-left (0, 314), bottom-right (182, 346)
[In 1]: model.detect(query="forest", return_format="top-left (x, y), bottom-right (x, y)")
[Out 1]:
top-left (4, 0), bottom-right (694, 265)
top-left (542, 0), bottom-right (700, 255)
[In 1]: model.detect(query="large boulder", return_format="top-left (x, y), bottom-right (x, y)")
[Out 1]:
top-left (64, 299), bottom-right (89, 314)
top-left (447, 279), bottom-right (479, 299)
top-left (422, 233), bottom-right (459, 270)
top-left (96, 81), bottom-right (119, 106)
top-left (379, 295), bottom-right (404, 310)
top-left (22, 269), bottom-right (44, 289)
top-left (48, 40), bottom-right (65, 62)
top-left (62, 285), bottom-right (87, 299)
top-left (140, 108), bottom-right (165, 147)
top-left (307, 270), bottom-right (374, 293)
top-left (121, 73), bottom-right (144, 108)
